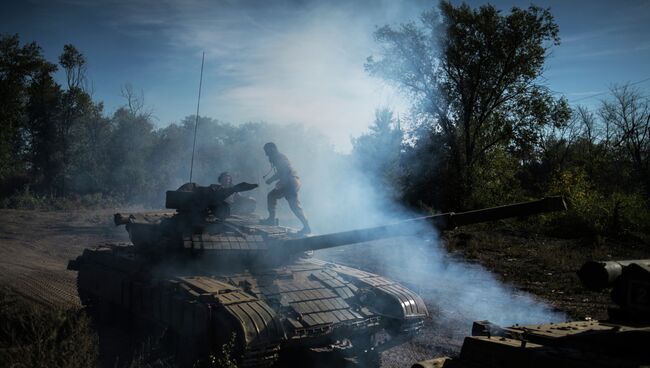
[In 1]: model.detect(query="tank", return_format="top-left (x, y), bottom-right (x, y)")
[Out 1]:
top-left (67, 183), bottom-right (566, 368)
top-left (413, 259), bottom-right (650, 368)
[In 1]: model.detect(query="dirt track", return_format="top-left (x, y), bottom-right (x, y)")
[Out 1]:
top-left (0, 209), bottom-right (129, 308)
top-left (0, 209), bottom-right (646, 367)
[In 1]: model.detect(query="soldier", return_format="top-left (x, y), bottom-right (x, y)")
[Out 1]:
top-left (217, 171), bottom-right (256, 215)
top-left (261, 142), bottom-right (311, 234)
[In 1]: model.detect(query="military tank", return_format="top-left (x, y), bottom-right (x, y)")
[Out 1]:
top-left (413, 259), bottom-right (650, 368)
top-left (68, 182), bottom-right (566, 367)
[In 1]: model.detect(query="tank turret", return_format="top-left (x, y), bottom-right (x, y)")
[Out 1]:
top-left (116, 195), bottom-right (566, 262)
top-left (113, 182), bottom-right (257, 251)
top-left (164, 181), bottom-right (258, 215)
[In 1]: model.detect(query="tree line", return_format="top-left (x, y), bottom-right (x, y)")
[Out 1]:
top-left (353, 1), bottom-right (650, 239)
top-left (1, 1), bottom-right (649, 239)
top-left (0, 33), bottom-right (334, 207)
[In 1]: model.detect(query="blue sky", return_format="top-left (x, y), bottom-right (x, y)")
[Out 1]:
top-left (3, 0), bottom-right (649, 151)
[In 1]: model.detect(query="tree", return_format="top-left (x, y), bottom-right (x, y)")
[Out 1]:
top-left (25, 60), bottom-right (62, 193)
top-left (352, 108), bottom-right (403, 194)
top-left (366, 2), bottom-right (569, 208)
top-left (107, 107), bottom-right (155, 200)
top-left (0, 34), bottom-right (56, 184)
top-left (59, 44), bottom-right (86, 91)
top-left (600, 84), bottom-right (650, 193)
top-left (57, 44), bottom-right (94, 194)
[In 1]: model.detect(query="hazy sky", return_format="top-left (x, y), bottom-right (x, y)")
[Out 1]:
top-left (3, 0), bottom-right (649, 151)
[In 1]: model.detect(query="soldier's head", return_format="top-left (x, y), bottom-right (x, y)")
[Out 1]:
top-left (218, 172), bottom-right (232, 187)
top-left (263, 142), bottom-right (278, 157)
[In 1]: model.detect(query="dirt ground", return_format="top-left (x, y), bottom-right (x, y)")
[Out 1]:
top-left (0, 209), bottom-right (129, 308)
top-left (441, 228), bottom-right (648, 320)
top-left (0, 209), bottom-right (647, 367)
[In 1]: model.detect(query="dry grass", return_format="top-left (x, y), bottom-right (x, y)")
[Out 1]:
top-left (0, 288), bottom-right (97, 368)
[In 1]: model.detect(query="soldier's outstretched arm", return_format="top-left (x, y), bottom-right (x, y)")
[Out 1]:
top-left (265, 173), bottom-right (279, 184)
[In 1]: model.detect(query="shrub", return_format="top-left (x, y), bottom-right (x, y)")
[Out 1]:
top-left (0, 289), bottom-right (98, 368)
top-left (0, 187), bottom-right (126, 210)
top-left (545, 169), bottom-right (650, 240)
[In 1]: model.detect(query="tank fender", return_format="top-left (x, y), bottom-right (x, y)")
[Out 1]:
top-left (176, 276), bottom-right (286, 350)
top-left (331, 266), bottom-right (428, 319)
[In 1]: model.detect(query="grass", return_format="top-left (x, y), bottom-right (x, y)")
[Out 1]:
top-left (0, 187), bottom-right (126, 210)
top-left (0, 288), bottom-right (241, 368)
top-left (0, 288), bottom-right (98, 368)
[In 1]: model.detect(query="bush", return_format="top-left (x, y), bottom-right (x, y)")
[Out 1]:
top-left (0, 186), bottom-right (47, 209)
top-left (0, 186), bottom-right (125, 210)
top-left (470, 148), bottom-right (526, 208)
top-left (0, 289), bottom-right (98, 368)
top-left (545, 169), bottom-right (650, 240)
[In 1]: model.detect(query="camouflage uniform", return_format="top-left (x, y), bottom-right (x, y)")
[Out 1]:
top-left (263, 143), bottom-right (310, 233)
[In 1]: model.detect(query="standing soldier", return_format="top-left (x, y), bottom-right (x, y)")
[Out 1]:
top-left (261, 142), bottom-right (311, 235)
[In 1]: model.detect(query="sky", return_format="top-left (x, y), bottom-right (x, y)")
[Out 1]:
top-left (2, 0), bottom-right (649, 151)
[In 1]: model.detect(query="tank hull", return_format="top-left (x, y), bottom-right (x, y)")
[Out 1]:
top-left (413, 261), bottom-right (650, 368)
top-left (72, 243), bottom-right (428, 367)
top-left (70, 195), bottom-right (566, 366)
top-left (413, 319), bottom-right (650, 368)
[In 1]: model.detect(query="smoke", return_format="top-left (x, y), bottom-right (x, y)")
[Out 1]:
top-left (253, 116), bottom-right (565, 352)
top-left (145, 53), bottom-right (565, 362)
top-left (107, 0), bottom-right (566, 357)
top-left (240, 123), bottom-right (566, 346)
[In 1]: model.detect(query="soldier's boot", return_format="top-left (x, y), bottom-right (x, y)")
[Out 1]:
top-left (261, 190), bottom-right (280, 225)
top-left (289, 198), bottom-right (311, 235)
top-left (297, 222), bottom-right (311, 236)
top-left (260, 210), bottom-right (276, 225)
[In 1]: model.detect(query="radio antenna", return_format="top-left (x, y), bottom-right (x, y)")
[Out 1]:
top-left (189, 51), bottom-right (205, 183)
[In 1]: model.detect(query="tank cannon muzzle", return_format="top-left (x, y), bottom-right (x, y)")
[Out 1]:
top-left (278, 196), bottom-right (567, 254)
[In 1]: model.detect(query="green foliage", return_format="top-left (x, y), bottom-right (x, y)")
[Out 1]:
top-left (195, 333), bottom-right (239, 368)
top-left (0, 289), bottom-right (97, 368)
top-left (355, 2), bottom-right (650, 241)
top-left (546, 169), bottom-right (607, 236)
top-left (0, 34), bottom-right (108, 197)
top-left (352, 108), bottom-right (403, 198)
top-left (0, 186), bottom-right (123, 210)
top-left (469, 147), bottom-right (525, 207)
top-left (546, 169), bottom-right (650, 239)
top-left (125, 338), bottom-right (176, 368)
top-left (0, 186), bottom-right (46, 209)
top-left (366, 1), bottom-right (569, 209)
top-left (0, 34), bottom-right (57, 181)
top-left (1, 28), bottom-right (648, 242)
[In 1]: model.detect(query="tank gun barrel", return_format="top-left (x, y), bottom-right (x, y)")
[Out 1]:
top-left (279, 196), bottom-right (567, 254)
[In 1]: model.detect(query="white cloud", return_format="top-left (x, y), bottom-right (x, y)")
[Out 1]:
top-left (98, 0), bottom-right (417, 151)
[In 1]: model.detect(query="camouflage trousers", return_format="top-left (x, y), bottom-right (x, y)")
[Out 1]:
top-left (267, 178), bottom-right (308, 226)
